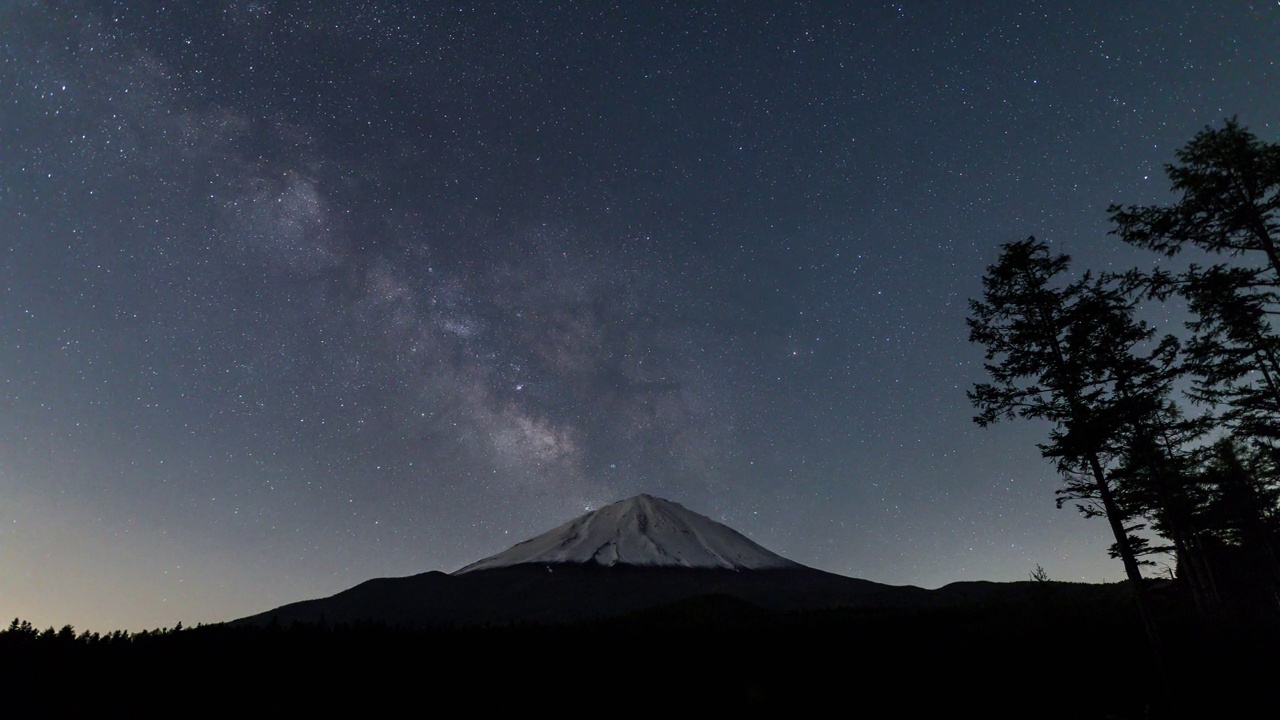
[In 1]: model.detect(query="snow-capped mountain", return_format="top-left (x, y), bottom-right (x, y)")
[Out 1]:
top-left (235, 494), bottom-right (919, 628)
top-left (455, 494), bottom-right (801, 573)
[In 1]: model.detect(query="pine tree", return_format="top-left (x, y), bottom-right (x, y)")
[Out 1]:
top-left (968, 237), bottom-right (1179, 648)
top-left (1108, 117), bottom-right (1280, 269)
top-left (1197, 439), bottom-right (1280, 610)
top-left (1109, 118), bottom-right (1280, 444)
top-left (1107, 118), bottom-right (1280, 613)
top-left (1109, 401), bottom-right (1224, 615)
top-left (1181, 264), bottom-right (1280, 440)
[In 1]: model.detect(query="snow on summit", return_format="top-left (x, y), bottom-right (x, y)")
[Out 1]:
top-left (454, 494), bottom-right (801, 574)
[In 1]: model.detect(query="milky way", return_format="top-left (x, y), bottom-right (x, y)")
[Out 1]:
top-left (3, 1), bottom-right (1278, 630)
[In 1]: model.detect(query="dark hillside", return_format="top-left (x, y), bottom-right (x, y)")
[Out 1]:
top-left (7, 582), bottom-right (1274, 718)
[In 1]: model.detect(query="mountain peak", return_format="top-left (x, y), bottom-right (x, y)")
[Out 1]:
top-left (453, 494), bottom-right (801, 574)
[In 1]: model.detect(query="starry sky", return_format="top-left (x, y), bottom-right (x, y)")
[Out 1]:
top-left (3, 1), bottom-right (1278, 632)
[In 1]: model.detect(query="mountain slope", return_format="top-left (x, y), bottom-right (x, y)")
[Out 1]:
top-left (234, 494), bottom-right (922, 628)
top-left (235, 564), bottom-right (913, 628)
top-left (455, 494), bottom-right (800, 573)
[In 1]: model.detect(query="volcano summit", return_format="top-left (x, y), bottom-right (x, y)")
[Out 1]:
top-left (237, 495), bottom-right (914, 627)
top-left (456, 494), bottom-right (801, 573)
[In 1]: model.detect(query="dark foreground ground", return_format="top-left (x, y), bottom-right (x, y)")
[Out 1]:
top-left (3, 581), bottom-right (1276, 718)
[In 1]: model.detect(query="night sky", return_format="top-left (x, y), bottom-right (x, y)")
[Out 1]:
top-left (3, 1), bottom-right (1278, 632)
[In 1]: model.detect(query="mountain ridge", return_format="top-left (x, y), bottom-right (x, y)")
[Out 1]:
top-left (234, 494), bottom-right (918, 628)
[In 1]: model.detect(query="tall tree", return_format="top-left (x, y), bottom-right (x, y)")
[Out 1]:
top-left (968, 237), bottom-right (1179, 648)
top-left (1108, 119), bottom-right (1280, 612)
top-left (1197, 438), bottom-right (1280, 610)
top-left (1109, 118), bottom-right (1280, 443)
top-left (1108, 117), bottom-right (1280, 271)
top-left (1180, 264), bottom-right (1280, 440)
top-left (1109, 400), bottom-right (1223, 615)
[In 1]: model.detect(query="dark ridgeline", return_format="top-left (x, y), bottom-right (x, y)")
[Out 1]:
top-left (231, 563), bottom-right (912, 628)
top-left (5, 581), bottom-right (1274, 717)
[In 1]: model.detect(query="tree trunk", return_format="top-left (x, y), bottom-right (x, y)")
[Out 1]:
top-left (1086, 450), bottom-right (1165, 655)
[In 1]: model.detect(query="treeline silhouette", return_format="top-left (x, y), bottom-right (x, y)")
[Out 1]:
top-left (4, 581), bottom-right (1276, 716)
top-left (968, 119), bottom-right (1280, 648)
